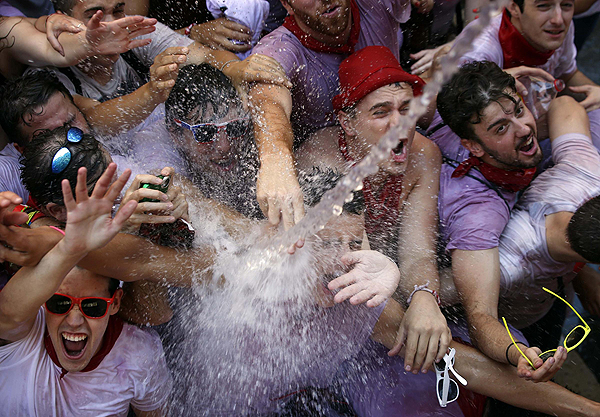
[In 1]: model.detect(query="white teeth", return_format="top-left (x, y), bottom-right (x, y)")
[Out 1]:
top-left (62, 333), bottom-right (87, 342)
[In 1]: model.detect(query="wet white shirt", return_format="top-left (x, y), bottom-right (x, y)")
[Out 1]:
top-left (498, 132), bottom-right (600, 328)
top-left (0, 309), bottom-right (172, 416)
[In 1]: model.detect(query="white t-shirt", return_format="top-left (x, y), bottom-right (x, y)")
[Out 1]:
top-left (0, 309), bottom-right (172, 416)
top-left (498, 132), bottom-right (600, 328)
top-left (47, 22), bottom-right (192, 102)
top-left (458, 13), bottom-right (578, 79)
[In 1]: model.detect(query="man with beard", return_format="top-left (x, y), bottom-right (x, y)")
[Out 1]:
top-left (435, 61), bottom-right (569, 382)
top-left (248, 0), bottom-right (412, 230)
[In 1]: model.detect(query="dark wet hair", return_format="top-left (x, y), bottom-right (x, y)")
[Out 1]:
top-left (511, 0), bottom-right (525, 13)
top-left (567, 195), bottom-right (600, 263)
top-left (437, 61), bottom-right (518, 143)
top-left (51, 0), bottom-right (77, 14)
top-left (165, 64), bottom-right (242, 131)
top-left (0, 70), bottom-right (74, 147)
top-left (108, 278), bottom-right (120, 296)
top-left (20, 125), bottom-right (108, 206)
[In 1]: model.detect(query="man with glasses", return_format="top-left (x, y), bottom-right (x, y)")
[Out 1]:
top-left (0, 164), bottom-right (172, 416)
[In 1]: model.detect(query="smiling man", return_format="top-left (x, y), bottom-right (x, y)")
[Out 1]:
top-left (435, 61), bottom-right (570, 382)
top-left (0, 165), bottom-right (172, 416)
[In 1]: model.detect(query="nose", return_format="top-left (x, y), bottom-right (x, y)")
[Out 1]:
top-left (389, 109), bottom-right (402, 127)
top-left (64, 305), bottom-right (86, 327)
top-left (514, 117), bottom-right (531, 137)
top-left (213, 130), bottom-right (232, 154)
top-left (549, 4), bottom-right (564, 25)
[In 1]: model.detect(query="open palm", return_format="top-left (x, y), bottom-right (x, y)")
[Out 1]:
top-left (61, 164), bottom-right (137, 255)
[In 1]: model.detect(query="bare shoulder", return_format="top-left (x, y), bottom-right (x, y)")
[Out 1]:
top-left (296, 126), bottom-right (346, 173)
top-left (406, 132), bottom-right (442, 180)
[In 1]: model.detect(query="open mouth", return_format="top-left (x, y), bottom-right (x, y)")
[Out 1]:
top-left (62, 332), bottom-right (88, 360)
top-left (518, 135), bottom-right (538, 156)
top-left (391, 139), bottom-right (408, 162)
top-left (322, 4), bottom-right (340, 17)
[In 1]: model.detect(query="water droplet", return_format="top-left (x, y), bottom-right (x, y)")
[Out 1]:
top-left (344, 193), bottom-right (354, 203)
top-left (332, 205), bottom-right (343, 216)
top-left (354, 182), bottom-right (363, 191)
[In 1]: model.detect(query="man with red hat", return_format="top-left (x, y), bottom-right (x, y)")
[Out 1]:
top-left (248, 0), bottom-right (414, 232)
top-left (297, 45), bottom-right (453, 377)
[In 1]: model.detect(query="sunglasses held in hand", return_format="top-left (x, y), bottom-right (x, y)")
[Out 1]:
top-left (502, 287), bottom-right (591, 368)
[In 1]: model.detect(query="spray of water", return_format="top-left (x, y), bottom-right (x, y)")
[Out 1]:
top-left (166, 2), bottom-right (509, 414)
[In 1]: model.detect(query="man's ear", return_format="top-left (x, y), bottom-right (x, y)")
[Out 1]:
top-left (109, 288), bottom-right (123, 315)
top-left (280, 0), bottom-right (294, 16)
top-left (338, 111), bottom-right (357, 137)
top-left (460, 138), bottom-right (485, 158)
top-left (507, 1), bottom-right (522, 19)
top-left (45, 203), bottom-right (68, 223)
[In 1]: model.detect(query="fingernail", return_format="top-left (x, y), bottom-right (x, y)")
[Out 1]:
top-left (160, 194), bottom-right (169, 201)
top-left (422, 369), bottom-right (427, 374)
top-left (405, 365), bottom-right (411, 371)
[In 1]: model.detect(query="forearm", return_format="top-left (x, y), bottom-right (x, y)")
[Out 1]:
top-left (563, 70), bottom-right (598, 87)
top-left (0, 240), bottom-right (84, 325)
top-left (77, 232), bottom-right (215, 286)
top-left (78, 84), bottom-right (163, 136)
top-left (466, 309), bottom-right (522, 365)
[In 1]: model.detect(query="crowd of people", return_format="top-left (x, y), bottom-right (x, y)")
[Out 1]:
top-left (0, 0), bottom-right (599, 415)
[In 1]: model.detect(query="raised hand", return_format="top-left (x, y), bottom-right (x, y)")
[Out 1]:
top-left (60, 163), bottom-right (137, 255)
top-left (148, 47), bottom-right (189, 101)
top-left (85, 11), bottom-right (157, 56)
top-left (44, 13), bottom-right (85, 56)
top-left (190, 18), bottom-right (252, 53)
top-left (328, 250), bottom-right (400, 308)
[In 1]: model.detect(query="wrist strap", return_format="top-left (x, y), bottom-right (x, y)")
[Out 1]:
top-left (184, 23), bottom-right (195, 36)
top-left (406, 281), bottom-right (441, 307)
top-left (506, 341), bottom-right (527, 367)
top-left (220, 59), bottom-right (238, 72)
top-left (13, 204), bottom-right (45, 227)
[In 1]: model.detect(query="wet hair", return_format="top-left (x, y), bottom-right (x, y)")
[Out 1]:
top-left (51, 0), bottom-right (77, 14)
top-left (165, 64), bottom-right (242, 130)
top-left (20, 125), bottom-right (109, 206)
top-left (0, 70), bottom-right (75, 147)
top-left (437, 61), bottom-right (518, 143)
top-left (511, 0), bottom-right (525, 13)
top-left (567, 195), bottom-right (600, 263)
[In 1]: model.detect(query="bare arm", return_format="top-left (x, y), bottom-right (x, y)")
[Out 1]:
top-left (561, 70), bottom-right (600, 112)
top-left (575, 0), bottom-right (599, 15)
top-left (389, 136), bottom-right (451, 372)
top-left (248, 82), bottom-right (305, 229)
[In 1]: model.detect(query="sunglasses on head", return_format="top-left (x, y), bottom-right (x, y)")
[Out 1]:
top-left (503, 287), bottom-right (591, 367)
top-left (174, 118), bottom-right (250, 143)
top-left (51, 127), bottom-right (83, 174)
top-left (45, 292), bottom-right (117, 319)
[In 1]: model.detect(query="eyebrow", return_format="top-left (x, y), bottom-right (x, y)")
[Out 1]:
top-left (486, 99), bottom-right (522, 132)
top-left (369, 99), bottom-right (410, 112)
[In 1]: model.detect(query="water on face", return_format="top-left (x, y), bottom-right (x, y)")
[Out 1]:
top-left (147, 2), bottom-right (508, 413)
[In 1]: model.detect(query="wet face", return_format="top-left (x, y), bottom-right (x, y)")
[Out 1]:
top-left (466, 92), bottom-right (542, 170)
top-left (18, 92), bottom-right (90, 144)
top-left (339, 83), bottom-right (416, 177)
top-left (171, 103), bottom-right (253, 185)
top-left (282, 0), bottom-right (351, 39)
top-left (509, 0), bottom-right (574, 52)
top-left (44, 269), bottom-right (121, 372)
top-left (71, 0), bottom-right (126, 64)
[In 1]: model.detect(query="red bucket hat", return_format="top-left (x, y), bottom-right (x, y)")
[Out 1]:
top-left (332, 45), bottom-right (426, 112)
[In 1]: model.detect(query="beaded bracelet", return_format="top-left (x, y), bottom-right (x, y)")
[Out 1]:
top-left (406, 281), bottom-right (442, 307)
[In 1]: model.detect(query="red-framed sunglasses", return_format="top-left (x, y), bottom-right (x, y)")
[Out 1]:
top-left (45, 292), bottom-right (117, 319)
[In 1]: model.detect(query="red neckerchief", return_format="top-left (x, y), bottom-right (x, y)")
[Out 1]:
top-left (339, 130), bottom-right (403, 234)
top-left (44, 315), bottom-right (124, 379)
top-left (451, 153), bottom-right (536, 192)
top-left (282, 0), bottom-right (361, 54)
top-left (498, 9), bottom-right (555, 69)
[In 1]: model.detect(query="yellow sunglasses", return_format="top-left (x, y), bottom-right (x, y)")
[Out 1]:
top-left (502, 287), bottom-right (591, 368)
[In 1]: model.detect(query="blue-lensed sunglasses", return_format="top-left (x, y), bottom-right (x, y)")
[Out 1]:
top-left (51, 127), bottom-right (83, 174)
top-left (174, 118), bottom-right (250, 143)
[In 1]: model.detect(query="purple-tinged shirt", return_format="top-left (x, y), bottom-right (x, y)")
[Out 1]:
top-left (252, 0), bottom-right (410, 139)
top-left (439, 162), bottom-right (519, 252)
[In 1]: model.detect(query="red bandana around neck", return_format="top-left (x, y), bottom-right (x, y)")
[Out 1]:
top-left (451, 153), bottom-right (536, 192)
top-left (44, 315), bottom-right (124, 378)
top-left (282, 0), bottom-right (361, 54)
top-left (338, 130), bottom-right (404, 234)
top-left (498, 9), bottom-right (555, 69)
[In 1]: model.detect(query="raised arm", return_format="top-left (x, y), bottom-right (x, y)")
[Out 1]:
top-left (248, 82), bottom-right (305, 229)
top-left (0, 164), bottom-right (136, 341)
